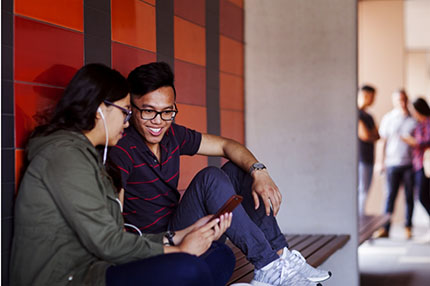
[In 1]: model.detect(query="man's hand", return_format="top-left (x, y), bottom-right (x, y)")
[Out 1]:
top-left (251, 170), bottom-right (282, 216)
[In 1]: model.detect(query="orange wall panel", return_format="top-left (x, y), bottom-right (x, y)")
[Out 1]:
top-left (15, 0), bottom-right (83, 32)
top-left (111, 0), bottom-right (156, 52)
top-left (228, 0), bottom-right (243, 8)
top-left (220, 35), bottom-right (243, 76)
top-left (221, 109), bottom-right (244, 144)
top-left (220, 72), bottom-right (244, 111)
top-left (178, 155), bottom-right (208, 190)
top-left (174, 17), bottom-right (206, 66)
top-left (175, 103), bottom-right (207, 134)
top-left (14, 16), bottom-right (83, 87)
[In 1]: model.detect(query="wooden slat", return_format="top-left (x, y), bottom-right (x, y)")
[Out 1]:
top-left (358, 214), bottom-right (390, 245)
top-left (226, 234), bottom-right (350, 285)
top-left (306, 235), bottom-right (350, 267)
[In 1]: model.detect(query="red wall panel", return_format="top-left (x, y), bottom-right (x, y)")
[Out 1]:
top-left (175, 60), bottom-right (206, 106)
top-left (219, 35), bottom-right (243, 76)
top-left (112, 42), bottom-right (156, 78)
top-left (174, 0), bottom-right (205, 26)
top-left (14, 83), bottom-right (64, 148)
top-left (14, 16), bottom-right (83, 87)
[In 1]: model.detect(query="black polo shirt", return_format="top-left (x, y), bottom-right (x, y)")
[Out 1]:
top-left (109, 123), bottom-right (202, 233)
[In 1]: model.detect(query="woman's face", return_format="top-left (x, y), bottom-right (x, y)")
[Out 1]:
top-left (103, 94), bottom-right (131, 146)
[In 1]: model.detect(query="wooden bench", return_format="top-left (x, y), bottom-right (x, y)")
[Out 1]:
top-left (358, 214), bottom-right (391, 245)
top-left (226, 233), bottom-right (350, 285)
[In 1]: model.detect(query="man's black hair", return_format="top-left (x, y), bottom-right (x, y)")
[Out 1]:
top-left (360, 85), bottom-right (375, 94)
top-left (127, 62), bottom-right (176, 100)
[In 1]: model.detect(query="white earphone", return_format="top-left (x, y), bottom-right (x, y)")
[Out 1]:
top-left (98, 107), bottom-right (109, 165)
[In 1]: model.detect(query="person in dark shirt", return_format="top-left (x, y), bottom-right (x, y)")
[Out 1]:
top-left (357, 85), bottom-right (379, 215)
top-left (109, 62), bottom-right (331, 286)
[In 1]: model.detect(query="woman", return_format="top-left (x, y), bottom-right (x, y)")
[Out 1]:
top-left (10, 64), bottom-right (234, 286)
top-left (402, 97), bottom-right (430, 219)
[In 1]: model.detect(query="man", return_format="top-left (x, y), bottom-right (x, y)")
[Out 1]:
top-left (357, 85), bottom-right (379, 215)
top-left (375, 89), bottom-right (416, 239)
top-left (109, 62), bottom-right (331, 285)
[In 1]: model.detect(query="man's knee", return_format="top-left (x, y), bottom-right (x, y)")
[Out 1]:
top-left (195, 166), bottom-right (230, 185)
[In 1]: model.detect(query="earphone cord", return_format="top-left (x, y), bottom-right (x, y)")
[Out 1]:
top-left (97, 107), bottom-right (109, 165)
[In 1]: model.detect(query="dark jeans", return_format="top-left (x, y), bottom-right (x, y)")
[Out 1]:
top-left (106, 241), bottom-right (235, 286)
top-left (169, 162), bottom-right (288, 269)
top-left (384, 165), bottom-right (415, 231)
top-left (415, 168), bottom-right (430, 216)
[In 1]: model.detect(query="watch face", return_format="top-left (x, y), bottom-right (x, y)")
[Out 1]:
top-left (254, 163), bottom-right (265, 169)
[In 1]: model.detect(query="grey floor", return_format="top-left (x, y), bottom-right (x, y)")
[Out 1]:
top-left (359, 204), bottom-right (430, 286)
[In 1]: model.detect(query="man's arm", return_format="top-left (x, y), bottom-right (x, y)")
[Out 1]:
top-left (358, 120), bottom-right (380, 142)
top-left (197, 133), bottom-right (282, 216)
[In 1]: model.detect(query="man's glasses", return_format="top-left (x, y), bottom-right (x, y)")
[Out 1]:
top-left (104, 100), bottom-right (133, 124)
top-left (131, 101), bottom-right (178, 121)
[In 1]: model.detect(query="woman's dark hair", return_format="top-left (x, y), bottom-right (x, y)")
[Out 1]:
top-left (412, 97), bottom-right (430, 117)
top-left (127, 62), bottom-right (176, 100)
top-left (34, 63), bottom-right (129, 136)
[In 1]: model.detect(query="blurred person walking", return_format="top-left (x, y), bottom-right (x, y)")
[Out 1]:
top-left (358, 85), bottom-right (380, 215)
top-left (375, 90), bottom-right (416, 239)
top-left (402, 97), bottom-right (430, 220)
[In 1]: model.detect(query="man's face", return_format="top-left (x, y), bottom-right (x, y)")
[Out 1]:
top-left (131, 86), bottom-right (176, 148)
top-left (392, 92), bottom-right (408, 111)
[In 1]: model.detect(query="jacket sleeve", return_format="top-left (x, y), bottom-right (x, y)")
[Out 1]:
top-left (42, 146), bottom-right (164, 264)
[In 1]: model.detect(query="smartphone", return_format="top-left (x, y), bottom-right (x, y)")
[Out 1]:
top-left (210, 195), bottom-right (243, 221)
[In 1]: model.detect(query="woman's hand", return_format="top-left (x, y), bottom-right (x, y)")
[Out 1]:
top-left (212, 213), bottom-right (232, 241)
top-left (177, 219), bottom-right (219, 256)
top-left (166, 213), bottom-right (233, 256)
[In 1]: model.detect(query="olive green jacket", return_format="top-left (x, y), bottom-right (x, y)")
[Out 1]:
top-left (11, 130), bottom-right (164, 286)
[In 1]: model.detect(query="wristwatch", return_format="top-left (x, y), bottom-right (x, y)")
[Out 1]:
top-left (249, 162), bottom-right (266, 175)
top-left (164, 230), bottom-right (175, 246)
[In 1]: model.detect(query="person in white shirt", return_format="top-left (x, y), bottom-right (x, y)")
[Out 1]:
top-left (375, 89), bottom-right (416, 239)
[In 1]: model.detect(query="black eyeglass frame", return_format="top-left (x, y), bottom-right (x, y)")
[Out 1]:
top-left (131, 101), bottom-right (178, 121)
top-left (103, 100), bottom-right (133, 124)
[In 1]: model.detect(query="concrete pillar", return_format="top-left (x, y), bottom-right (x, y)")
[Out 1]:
top-left (245, 1), bottom-right (358, 285)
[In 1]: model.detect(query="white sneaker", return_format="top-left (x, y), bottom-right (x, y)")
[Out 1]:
top-left (281, 247), bottom-right (331, 282)
top-left (250, 257), bottom-right (318, 286)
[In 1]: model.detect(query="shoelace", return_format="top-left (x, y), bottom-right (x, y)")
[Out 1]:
top-left (289, 250), bottom-right (306, 267)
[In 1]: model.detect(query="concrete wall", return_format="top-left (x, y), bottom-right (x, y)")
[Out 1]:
top-left (245, 1), bottom-right (358, 285)
top-left (358, 0), bottom-right (406, 221)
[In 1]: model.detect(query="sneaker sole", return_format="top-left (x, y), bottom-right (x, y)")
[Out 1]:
top-left (308, 271), bottom-right (332, 282)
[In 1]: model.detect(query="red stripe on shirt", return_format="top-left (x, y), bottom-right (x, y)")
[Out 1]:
top-left (154, 206), bottom-right (167, 214)
top-left (123, 210), bottom-right (137, 215)
top-left (140, 211), bottom-right (172, 230)
top-left (166, 171), bottom-right (179, 182)
top-left (161, 156), bottom-right (173, 166)
top-left (143, 191), bottom-right (169, 201)
top-left (127, 197), bottom-right (139, 200)
top-left (181, 139), bottom-right (187, 147)
top-left (171, 145), bottom-right (179, 155)
top-left (170, 125), bottom-right (175, 136)
top-left (114, 145), bottom-right (134, 163)
top-left (130, 146), bottom-right (137, 149)
top-left (116, 165), bottom-right (129, 174)
top-left (127, 178), bottom-right (160, 184)
top-left (133, 163), bottom-right (147, 168)
top-left (160, 144), bottom-right (168, 153)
